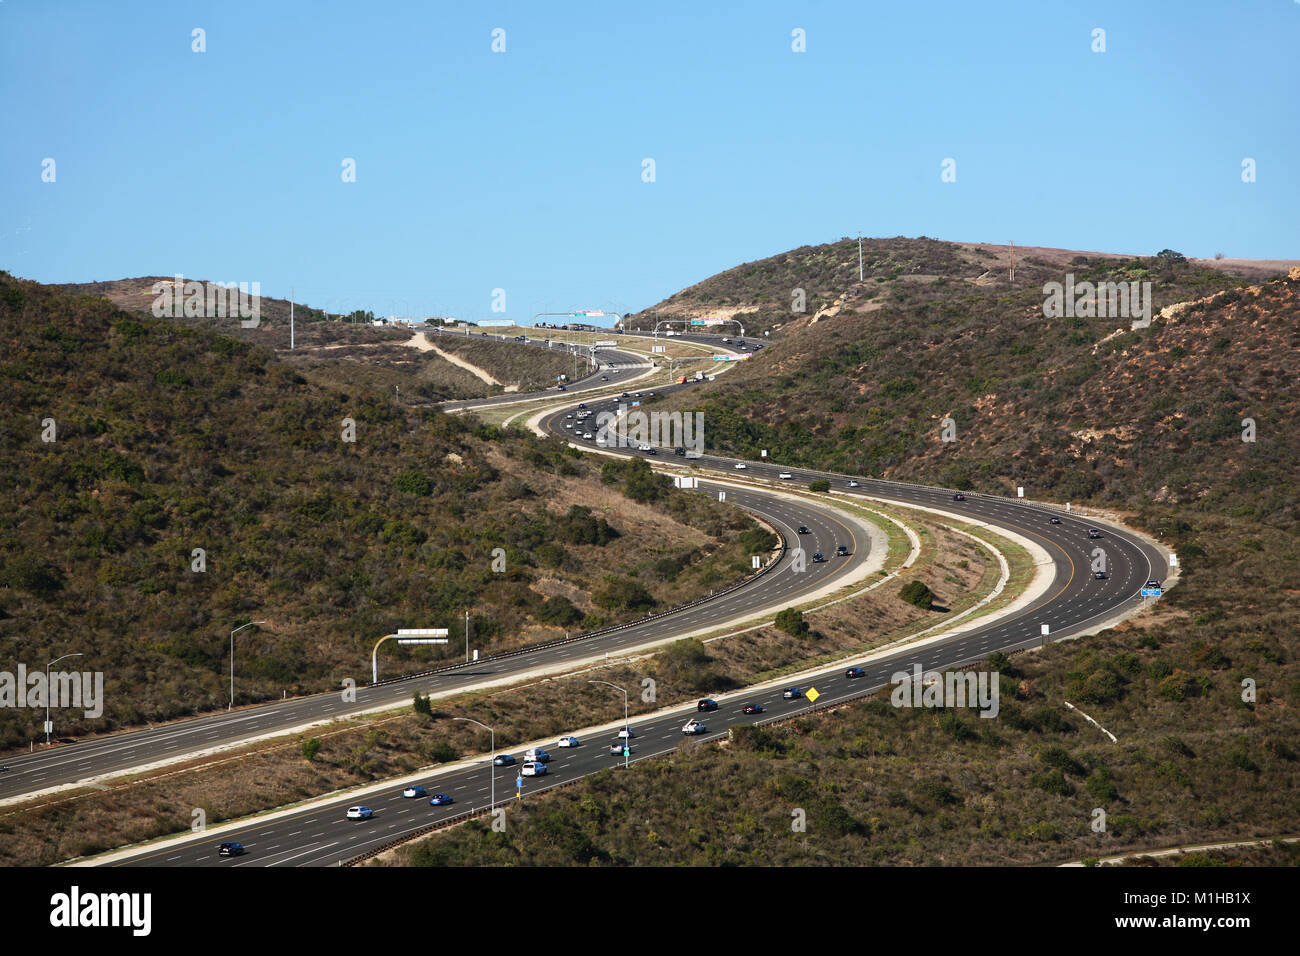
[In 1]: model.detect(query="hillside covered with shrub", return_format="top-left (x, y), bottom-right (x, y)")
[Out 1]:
top-left (0, 274), bottom-right (758, 750)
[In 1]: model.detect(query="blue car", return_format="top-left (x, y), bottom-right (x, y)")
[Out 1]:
top-left (402, 785), bottom-right (427, 799)
top-left (845, 667), bottom-right (866, 679)
top-left (428, 794), bottom-right (454, 806)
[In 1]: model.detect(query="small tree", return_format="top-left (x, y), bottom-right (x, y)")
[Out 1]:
top-left (899, 580), bottom-right (934, 609)
top-left (809, 479), bottom-right (830, 492)
top-left (301, 737), bottom-right (322, 762)
top-left (774, 607), bottom-right (809, 636)
top-left (413, 691), bottom-right (432, 717)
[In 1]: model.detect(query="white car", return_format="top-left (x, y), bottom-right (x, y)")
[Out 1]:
top-left (345, 806), bottom-right (373, 820)
top-left (557, 735), bottom-right (580, 748)
top-left (682, 719), bottom-right (707, 735)
top-left (401, 786), bottom-right (427, 799)
top-left (582, 432), bottom-right (594, 440)
top-left (637, 443), bottom-right (653, 452)
top-left (848, 480), bottom-right (860, 488)
top-left (734, 463), bottom-right (747, 470)
top-left (617, 727), bottom-right (636, 739)
top-left (524, 747), bottom-right (551, 763)
top-left (522, 761), bottom-right (548, 777)
top-left (778, 473), bottom-right (792, 480)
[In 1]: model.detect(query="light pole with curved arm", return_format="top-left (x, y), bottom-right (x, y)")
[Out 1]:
top-left (452, 717), bottom-right (495, 811)
top-left (229, 621), bottom-right (267, 710)
top-left (45, 652), bottom-right (83, 745)
top-left (588, 680), bottom-right (629, 768)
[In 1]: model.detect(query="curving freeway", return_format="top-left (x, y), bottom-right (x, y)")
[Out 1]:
top-left (88, 365), bottom-right (1171, 867)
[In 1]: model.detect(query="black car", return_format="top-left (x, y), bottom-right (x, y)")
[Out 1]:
top-left (797, 526), bottom-right (811, 534)
top-left (812, 552), bottom-right (825, 563)
top-left (697, 699), bottom-right (718, 712)
top-left (952, 493), bottom-right (966, 501)
top-left (493, 753), bottom-right (516, 766)
top-left (1087, 528), bottom-right (1102, 539)
top-left (218, 842), bottom-right (245, 857)
top-left (741, 703), bottom-right (764, 714)
top-left (1093, 570), bottom-right (1107, 580)
top-left (674, 447), bottom-right (687, 456)
top-left (1146, 579), bottom-right (1161, 589)
top-left (1049, 516), bottom-right (1061, 524)
top-left (845, 667), bottom-right (866, 679)
top-left (600, 375), bottom-right (609, 381)
top-left (835, 545), bottom-right (850, 556)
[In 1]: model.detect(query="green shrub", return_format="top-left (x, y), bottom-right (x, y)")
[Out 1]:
top-left (899, 580), bottom-right (934, 609)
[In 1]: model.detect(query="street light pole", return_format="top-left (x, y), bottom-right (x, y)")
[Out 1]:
top-left (45, 652), bottom-right (83, 745)
top-left (453, 717), bottom-right (495, 811)
top-left (588, 680), bottom-right (629, 768)
top-left (229, 621), bottom-right (267, 710)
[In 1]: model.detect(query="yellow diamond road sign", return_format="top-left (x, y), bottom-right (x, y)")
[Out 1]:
top-left (806, 686), bottom-right (821, 704)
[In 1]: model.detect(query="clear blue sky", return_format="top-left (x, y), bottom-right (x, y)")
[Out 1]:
top-left (3, 1), bottom-right (1297, 325)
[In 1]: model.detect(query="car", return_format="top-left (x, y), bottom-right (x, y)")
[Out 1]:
top-left (564, 423), bottom-right (573, 430)
top-left (617, 727), bottom-right (636, 739)
top-left (740, 703), bottom-right (764, 714)
top-left (644, 446), bottom-right (657, 455)
top-left (797, 526), bottom-right (810, 534)
top-left (621, 392), bottom-right (630, 398)
top-left (952, 493), bottom-right (966, 501)
top-left (783, 687), bottom-right (803, 700)
top-left (609, 742), bottom-right (629, 755)
top-left (428, 793), bottom-right (454, 806)
top-left (778, 473), bottom-right (793, 480)
top-left (674, 446), bottom-right (687, 456)
top-left (847, 480), bottom-right (860, 488)
top-left (734, 462), bottom-right (747, 469)
top-left (346, 806), bottom-right (373, 820)
top-left (582, 432), bottom-right (594, 440)
top-left (557, 735), bottom-right (580, 748)
top-left (493, 753), bottom-right (516, 766)
top-left (845, 667), bottom-right (866, 679)
top-left (524, 747), bottom-right (551, 763)
top-left (1049, 516), bottom-right (1061, 524)
top-left (565, 412), bottom-right (574, 419)
top-left (402, 785), bottom-right (427, 799)
top-left (1093, 570), bottom-right (1108, 580)
top-left (522, 762), bottom-right (548, 777)
top-left (600, 375), bottom-right (609, 381)
top-left (682, 719), bottom-right (708, 735)
top-left (557, 384), bottom-right (566, 391)
top-left (812, 552), bottom-right (825, 562)
top-left (578, 403), bottom-right (587, 409)
top-left (217, 842), bottom-right (246, 857)
top-left (1088, 528), bottom-right (1102, 539)
top-left (722, 337), bottom-right (731, 343)
top-left (697, 699), bottom-right (718, 712)
top-left (1146, 579), bottom-right (1161, 589)
top-left (836, 545), bottom-right (850, 556)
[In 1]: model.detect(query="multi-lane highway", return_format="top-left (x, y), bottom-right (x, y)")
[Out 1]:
top-left (1, 483), bottom-right (865, 803)
top-left (91, 364), bottom-right (1170, 867)
top-left (1, 331), bottom-right (1169, 865)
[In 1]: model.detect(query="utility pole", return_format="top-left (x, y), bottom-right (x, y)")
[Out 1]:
top-left (858, 233), bottom-right (863, 282)
top-left (465, 610), bottom-right (470, 663)
top-left (1009, 241), bottom-right (1015, 284)
top-left (290, 286), bottom-right (295, 349)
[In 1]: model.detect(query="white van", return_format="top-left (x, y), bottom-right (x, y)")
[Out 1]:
top-left (524, 747), bottom-right (550, 763)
